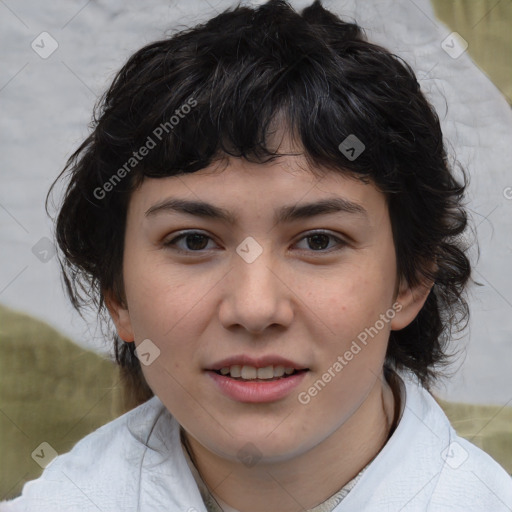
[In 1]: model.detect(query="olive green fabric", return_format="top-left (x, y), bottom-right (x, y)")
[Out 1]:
top-left (0, 304), bottom-right (123, 501)
top-left (432, 0), bottom-right (512, 104)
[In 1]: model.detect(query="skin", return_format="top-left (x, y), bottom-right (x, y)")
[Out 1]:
top-left (107, 144), bottom-right (432, 512)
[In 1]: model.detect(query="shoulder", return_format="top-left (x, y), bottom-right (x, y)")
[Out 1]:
top-left (0, 396), bottom-right (169, 512)
top-left (406, 374), bottom-right (512, 510)
top-left (339, 372), bottom-right (512, 511)
top-left (427, 408), bottom-right (512, 510)
top-left (404, 373), bottom-right (512, 510)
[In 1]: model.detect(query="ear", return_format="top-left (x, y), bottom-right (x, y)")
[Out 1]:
top-left (104, 289), bottom-right (135, 343)
top-left (390, 275), bottom-right (434, 331)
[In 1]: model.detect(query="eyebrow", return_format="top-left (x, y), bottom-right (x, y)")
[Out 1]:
top-left (145, 197), bottom-right (368, 224)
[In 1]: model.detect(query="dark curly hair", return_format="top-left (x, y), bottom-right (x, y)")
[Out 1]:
top-left (47, 0), bottom-right (472, 408)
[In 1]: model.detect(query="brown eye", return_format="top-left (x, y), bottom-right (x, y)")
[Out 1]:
top-left (306, 233), bottom-right (331, 251)
top-left (295, 231), bottom-right (347, 253)
top-left (164, 231), bottom-right (215, 252)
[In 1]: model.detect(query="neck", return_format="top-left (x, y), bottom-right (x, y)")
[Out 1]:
top-left (183, 371), bottom-right (397, 512)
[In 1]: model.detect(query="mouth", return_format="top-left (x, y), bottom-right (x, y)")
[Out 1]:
top-left (206, 364), bottom-right (310, 403)
top-left (210, 365), bottom-right (309, 382)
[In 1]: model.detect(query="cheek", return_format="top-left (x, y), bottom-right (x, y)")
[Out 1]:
top-left (308, 266), bottom-right (394, 336)
top-left (123, 250), bottom-right (197, 338)
top-left (122, 253), bottom-right (209, 375)
top-left (297, 260), bottom-right (396, 381)
top-left (125, 265), bottom-right (204, 408)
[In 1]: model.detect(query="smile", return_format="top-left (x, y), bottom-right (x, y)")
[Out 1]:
top-left (214, 364), bottom-right (299, 380)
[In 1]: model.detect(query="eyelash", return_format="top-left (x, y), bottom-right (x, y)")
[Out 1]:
top-left (163, 230), bottom-right (347, 255)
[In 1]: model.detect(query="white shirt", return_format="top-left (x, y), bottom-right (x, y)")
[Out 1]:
top-left (1, 371), bottom-right (511, 511)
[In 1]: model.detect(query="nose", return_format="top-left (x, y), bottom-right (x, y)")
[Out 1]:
top-left (218, 247), bottom-right (294, 334)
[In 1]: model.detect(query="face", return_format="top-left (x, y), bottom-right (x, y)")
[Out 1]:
top-left (108, 154), bottom-right (428, 464)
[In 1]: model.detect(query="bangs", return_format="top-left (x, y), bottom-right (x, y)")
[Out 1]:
top-left (94, 1), bottom-right (412, 193)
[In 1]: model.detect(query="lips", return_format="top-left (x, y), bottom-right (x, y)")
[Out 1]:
top-left (206, 355), bottom-right (309, 372)
top-left (205, 355), bottom-right (309, 402)
top-left (207, 367), bottom-right (309, 403)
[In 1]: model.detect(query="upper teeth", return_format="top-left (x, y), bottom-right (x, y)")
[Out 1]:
top-left (219, 365), bottom-right (296, 379)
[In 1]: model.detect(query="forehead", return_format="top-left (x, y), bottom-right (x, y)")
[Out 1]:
top-left (129, 156), bottom-right (385, 221)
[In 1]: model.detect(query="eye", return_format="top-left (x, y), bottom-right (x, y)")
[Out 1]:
top-left (294, 230), bottom-right (347, 253)
top-left (163, 231), bottom-right (217, 252)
